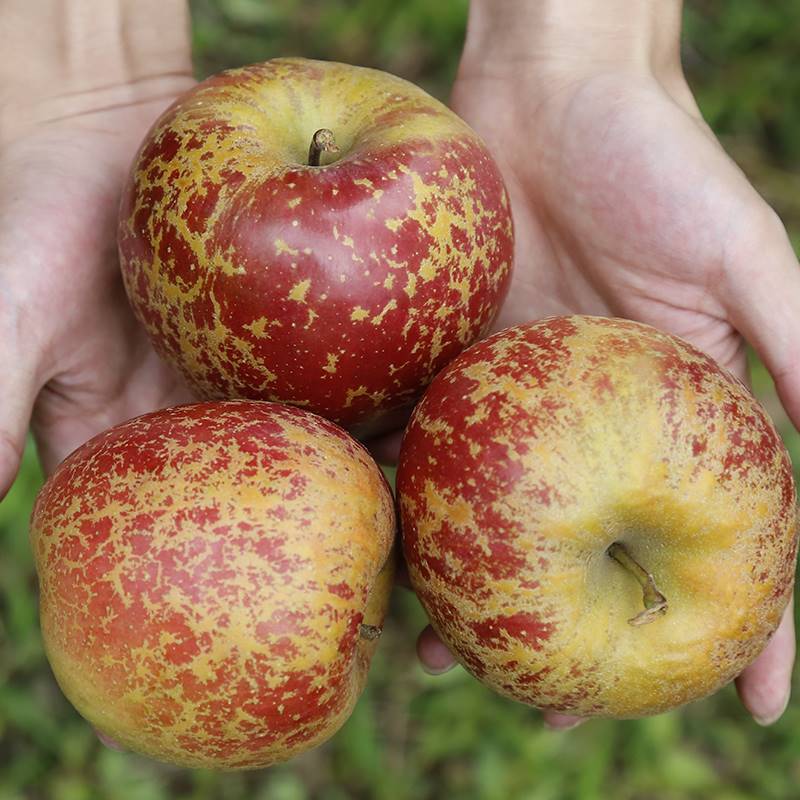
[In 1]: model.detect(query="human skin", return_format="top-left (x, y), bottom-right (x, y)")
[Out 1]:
top-left (408, 0), bottom-right (800, 728)
top-left (0, 0), bottom-right (196, 491)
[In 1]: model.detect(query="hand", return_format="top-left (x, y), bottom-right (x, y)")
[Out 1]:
top-left (411, 0), bottom-right (800, 728)
top-left (0, 0), bottom-right (196, 491)
top-left (0, 76), bottom-right (199, 494)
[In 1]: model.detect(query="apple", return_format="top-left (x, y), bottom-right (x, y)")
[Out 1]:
top-left (30, 401), bottom-right (396, 769)
top-left (118, 58), bottom-right (514, 437)
top-left (397, 315), bottom-right (797, 717)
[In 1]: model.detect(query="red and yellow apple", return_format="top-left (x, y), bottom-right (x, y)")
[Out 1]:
top-left (30, 401), bottom-right (395, 769)
top-left (118, 58), bottom-right (514, 437)
top-left (398, 315), bottom-right (797, 717)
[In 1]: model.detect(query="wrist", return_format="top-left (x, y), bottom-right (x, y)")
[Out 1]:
top-left (461, 0), bottom-right (684, 82)
top-left (1, 1), bottom-right (192, 134)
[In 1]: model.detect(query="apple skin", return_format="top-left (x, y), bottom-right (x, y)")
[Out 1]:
top-left (397, 315), bottom-right (798, 718)
top-left (118, 58), bottom-right (514, 437)
top-left (30, 401), bottom-right (396, 769)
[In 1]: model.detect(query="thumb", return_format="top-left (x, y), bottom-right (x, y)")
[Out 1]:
top-left (724, 212), bottom-right (800, 427)
top-left (0, 341), bottom-right (41, 500)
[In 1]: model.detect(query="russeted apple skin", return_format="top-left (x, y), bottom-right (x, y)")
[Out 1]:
top-left (30, 401), bottom-right (396, 769)
top-left (118, 58), bottom-right (514, 437)
top-left (398, 316), bottom-right (798, 718)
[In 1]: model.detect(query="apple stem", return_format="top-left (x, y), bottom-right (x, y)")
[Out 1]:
top-left (359, 624), bottom-right (382, 641)
top-left (308, 128), bottom-right (339, 166)
top-left (607, 542), bottom-right (668, 627)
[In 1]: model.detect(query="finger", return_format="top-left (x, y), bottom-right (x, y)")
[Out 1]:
top-left (394, 555), bottom-right (412, 589)
top-left (542, 711), bottom-right (585, 731)
top-left (367, 428), bottom-right (404, 466)
top-left (723, 211), bottom-right (800, 429)
top-left (735, 596), bottom-right (794, 725)
top-left (416, 624), bottom-right (457, 675)
top-left (0, 343), bottom-right (40, 499)
top-left (94, 729), bottom-right (126, 752)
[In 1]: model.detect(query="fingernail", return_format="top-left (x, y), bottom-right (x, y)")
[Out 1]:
top-left (753, 690), bottom-right (790, 726)
top-left (421, 662), bottom-right (456, 676)
top-left (544, 719), bottom-right (585, 732)
top-left (94, 729), bottom-right (126, 751)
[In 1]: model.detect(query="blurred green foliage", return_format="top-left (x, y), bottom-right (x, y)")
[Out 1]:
top-left (683, 2), bottom-right (800, 249)
top-left (685, 2), bottom-right (800, 168)
top-left (2, 1), bottom-right (799, 798)
top-left (190, 0), bottom-right (469, 96)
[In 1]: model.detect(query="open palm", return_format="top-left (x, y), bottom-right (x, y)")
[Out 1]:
top-left (414, 66), bottom-right (800, 726)
top-left (454, 70), bottom-right (800, 371)
top-left (0, 84), bottom-right (196, 494)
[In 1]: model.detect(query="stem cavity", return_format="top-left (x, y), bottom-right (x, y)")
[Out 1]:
top-left (308, 128), bottom-right (339, 166)
top-left (607, 542), bottom-right (668, 627)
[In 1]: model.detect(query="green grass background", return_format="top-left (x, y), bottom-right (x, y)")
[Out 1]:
top-left (2, 2), bottom-right (800, 798)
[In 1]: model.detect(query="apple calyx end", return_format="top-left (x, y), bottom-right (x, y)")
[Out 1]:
top-left (308, 128), bottom-right (340, 167)
top-left (607, 542), bottom-right (668, 627)
top-left (359, 623), bottom-right (383, 641)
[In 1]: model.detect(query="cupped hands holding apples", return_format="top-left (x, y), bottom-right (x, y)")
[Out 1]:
top-left (2, 0), bottom-right (800, 766)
